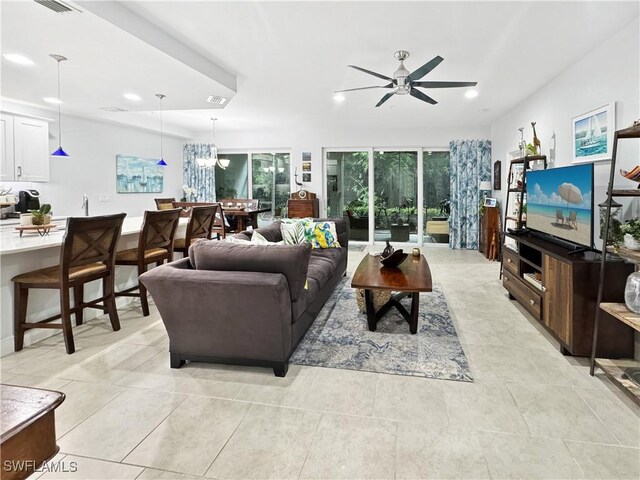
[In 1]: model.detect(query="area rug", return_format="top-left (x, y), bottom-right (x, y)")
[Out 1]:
top-left (290, 282), bottom-right (473, 382)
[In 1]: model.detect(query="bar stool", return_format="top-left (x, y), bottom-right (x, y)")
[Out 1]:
top-left (115, 209), bottom-right (181, 316)
top-left (12, 213), bottom-right (126, 354)
top-left (173, 204), bottom-right (218, 256)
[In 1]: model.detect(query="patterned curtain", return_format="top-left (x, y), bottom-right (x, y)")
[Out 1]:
top-left (449, 140), bottom-right (492, 250)
top-left (183, 143), bottom-right (216, 202)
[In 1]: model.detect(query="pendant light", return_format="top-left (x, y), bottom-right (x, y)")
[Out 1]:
top-left (156, 94), bottom-right (167, 166)
top-left (50, 54), bottom-right (69, 157)
top-left (196, 118), bottom-right (230, 169)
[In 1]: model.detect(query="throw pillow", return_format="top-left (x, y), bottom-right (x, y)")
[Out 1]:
top-left (251, 231), bottom-right (283, 245)
top-left (281, 220), bottom-right (307, 245)
top-left (304, 220), bottom-right (341, 249)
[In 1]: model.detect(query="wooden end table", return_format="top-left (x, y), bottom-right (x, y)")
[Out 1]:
top-left (1, 385), bottom-right (65, 480)
top-left (351, 253), bottom-right (432, 334)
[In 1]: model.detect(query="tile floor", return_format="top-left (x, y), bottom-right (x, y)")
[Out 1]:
top-left (2, 248), bottom-right (639, 480)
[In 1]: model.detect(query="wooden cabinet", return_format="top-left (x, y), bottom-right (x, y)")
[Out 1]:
top-left (0, 113), bottom-right (14, 182)
top-left (543, 256), bottom-right (571, 346)
top-left (502, 233), bottom-right (634, 357)
top-left (287, 198), bottom-right (319, 218)
top-left (0, 113), bottom-right (50, 182)
top-left (479, 206), bottom-right (500, 259)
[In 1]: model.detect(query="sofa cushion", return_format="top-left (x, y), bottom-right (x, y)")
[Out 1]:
top-left (280, 220), bottom-right (308, 245)
top-left (189, 240), bottom-right (311, 302)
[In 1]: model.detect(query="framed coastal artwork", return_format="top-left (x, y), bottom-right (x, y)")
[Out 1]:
top-left (572, 102), bottom-right (615, 164)
top-left (116, 155), bottom-right (164, 193)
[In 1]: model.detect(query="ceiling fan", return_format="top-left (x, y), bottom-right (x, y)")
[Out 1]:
top-left (335, 50), bottom-right (477, 107)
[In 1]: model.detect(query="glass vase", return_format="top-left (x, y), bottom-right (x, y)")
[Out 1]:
top-left (624, 271), bottom-right (640, 314)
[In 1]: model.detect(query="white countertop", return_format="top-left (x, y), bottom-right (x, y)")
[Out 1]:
top-left (0, 216), bottom-right (189, 255)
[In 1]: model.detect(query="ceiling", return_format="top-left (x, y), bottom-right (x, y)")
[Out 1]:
top-left (2, 1), bottom-right (638, 137)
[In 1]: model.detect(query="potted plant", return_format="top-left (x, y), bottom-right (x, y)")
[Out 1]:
top-left (621, 219), bottom-right (640, 250)
top-left (30, 204), bottom-right (52, 226)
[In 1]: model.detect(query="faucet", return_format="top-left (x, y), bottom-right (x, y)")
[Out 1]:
top-left (81, 193), bottom-right (89, 216)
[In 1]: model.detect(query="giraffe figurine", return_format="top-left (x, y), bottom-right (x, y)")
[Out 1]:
top-left (531, 122), bottom-right (541, 155)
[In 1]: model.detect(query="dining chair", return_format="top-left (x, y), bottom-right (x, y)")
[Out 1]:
top-left (12, 213), bottom-right (126, 354)
top-left (154, 197), bottom-right (176, 210)
top-left (210, 203), bottom-right (226, 240)
top-left (173, 204), bottom-right (218, 256)
top-left (115, 209), bottom-right (181, 316)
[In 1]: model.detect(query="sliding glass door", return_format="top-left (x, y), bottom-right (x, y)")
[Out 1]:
top-left (373, 151), bottom-right (418, 243)
top-left (251, 152), bottom-right (291, 218)
top-left (325, 151), bottom-right (370, 241)
top-left (423, 150), bottom-right (451, 243)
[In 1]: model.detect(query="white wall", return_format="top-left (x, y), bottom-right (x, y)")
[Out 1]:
top-left (195, 123), bottom-right (491, 213)
top-left (491, 18), bottom-right (640, 235)
top-left (1, 100), bottom-right (187, 218)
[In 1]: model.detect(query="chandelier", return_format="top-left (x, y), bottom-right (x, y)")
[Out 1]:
top-left (197, 118), bottom-right (230, 169)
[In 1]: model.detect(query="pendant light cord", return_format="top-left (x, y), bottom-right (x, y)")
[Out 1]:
top-left (160, 96), bottom-right (164, 160)
top-left (57, 59), bottom-right (62, 146)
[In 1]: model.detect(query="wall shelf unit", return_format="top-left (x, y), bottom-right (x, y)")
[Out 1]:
top-left (590, 122), bottom-right (640, 405)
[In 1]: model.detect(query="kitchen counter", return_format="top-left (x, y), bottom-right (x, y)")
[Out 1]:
top-left (0, 216), bottom-right (187, 255)
top-left (0, 216), bottom-right (188, 355)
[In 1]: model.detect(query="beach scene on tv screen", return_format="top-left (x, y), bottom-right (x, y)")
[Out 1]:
top-left (527, 165), bottom-right (592, 247)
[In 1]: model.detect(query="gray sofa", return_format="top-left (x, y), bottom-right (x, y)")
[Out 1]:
top-left (140, 218), bottom-right (348, 376)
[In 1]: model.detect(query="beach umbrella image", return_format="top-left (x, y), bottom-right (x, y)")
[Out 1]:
top-left (558, 183), bottom-right (583, 229)
top-left (558, 182), bottom-right (583, 207)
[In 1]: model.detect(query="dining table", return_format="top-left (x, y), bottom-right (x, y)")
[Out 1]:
top-left (172, 202), bottom-right (271, 232)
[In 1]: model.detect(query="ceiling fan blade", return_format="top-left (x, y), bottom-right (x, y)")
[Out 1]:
top-left (348, 65), bottom-right (393, 81)
top-left (410, 88), bottom-right (437, 105)
top-left (334, 83), bottom-right (394, 93)
top-left (406, 55), bottom-right (444, 82)
top-left (375, 91), bottom-right (396, 107)
top-left (411, 81), bottom-right (477, 88)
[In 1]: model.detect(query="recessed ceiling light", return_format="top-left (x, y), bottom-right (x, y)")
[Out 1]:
top-left (465, 89), bottom-right (479, 99)
top-left (207, 95), bottom-right (227, 104)
top-left (42, 97), bottom-right (63, 104)
top-left (123, 93), bottom-right (141, 101)
top-left (333, 93), bottom-right (346, 103)
top-left (3, 53), bottom-right (34, 65)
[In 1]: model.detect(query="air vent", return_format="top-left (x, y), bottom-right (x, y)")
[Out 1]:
top-left (100, 106), bottom-right (127, 112)
top-left (34, 0), bottom-right (81, 14)
top-left (207, 96), bottom-right (228, 105)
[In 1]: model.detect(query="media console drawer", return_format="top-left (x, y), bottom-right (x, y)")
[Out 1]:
top-left (503, 270), bottom-right (541, 320)
top-left (502, 248), bottom-right (519, 276)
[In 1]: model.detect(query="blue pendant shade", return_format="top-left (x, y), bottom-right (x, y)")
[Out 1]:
top-left (156, 159), bottom-right (167, 166)
top-left (51, 146), bottom-right (70, 157)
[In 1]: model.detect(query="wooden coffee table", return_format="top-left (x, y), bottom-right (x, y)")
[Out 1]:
top-left (351, 253), bottom-right (432, 334)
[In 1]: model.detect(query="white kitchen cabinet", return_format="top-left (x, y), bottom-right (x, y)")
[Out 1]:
top-left (0, 113), bottom-right (50, 182)
top-left (0, 113), bottom-right (15, 182)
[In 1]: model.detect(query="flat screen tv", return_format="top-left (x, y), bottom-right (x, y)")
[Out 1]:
top-left (526, 164), bottom-right (594, 248)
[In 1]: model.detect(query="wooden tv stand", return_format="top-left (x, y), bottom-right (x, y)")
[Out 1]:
top-left (502, 233), bottom-right (634, 357)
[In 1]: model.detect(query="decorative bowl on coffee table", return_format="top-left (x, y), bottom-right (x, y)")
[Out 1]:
top-left (380, 249), bottom-right (408, 268)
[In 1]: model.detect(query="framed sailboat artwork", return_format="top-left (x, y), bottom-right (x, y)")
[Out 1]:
top-left (572, 102), bottom-right (615, 164)
top-left (116, 155), bottom-right (164, 193)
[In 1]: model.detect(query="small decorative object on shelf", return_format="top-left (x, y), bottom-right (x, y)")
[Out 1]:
top-left (598, 199), bottom-right (623, 246)
top-left (621, 219), bottom-right (640, 250)
top-left (624, 272), bottom-right (640, 314)
top-left (620, 166), bottom-right (640, 187)
top-left (412, 247), bottom-right (420, 257)
top-left (531, 121), bottom-right (541, 155)
top-left (518, 127), bottom-right (526, 157)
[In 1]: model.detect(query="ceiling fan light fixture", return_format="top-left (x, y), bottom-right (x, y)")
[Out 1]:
top-left (333, 93), bottom-right (346, 103)
top-left (465, 89), bottom-right (479, 99)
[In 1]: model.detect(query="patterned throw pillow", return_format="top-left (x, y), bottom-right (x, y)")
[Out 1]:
top-left (251, 231), bottom-right (283, 245)
top-left (280, 219), bottom-right (308, 245)
top-left (304, 221), bottom-right (341, 249)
